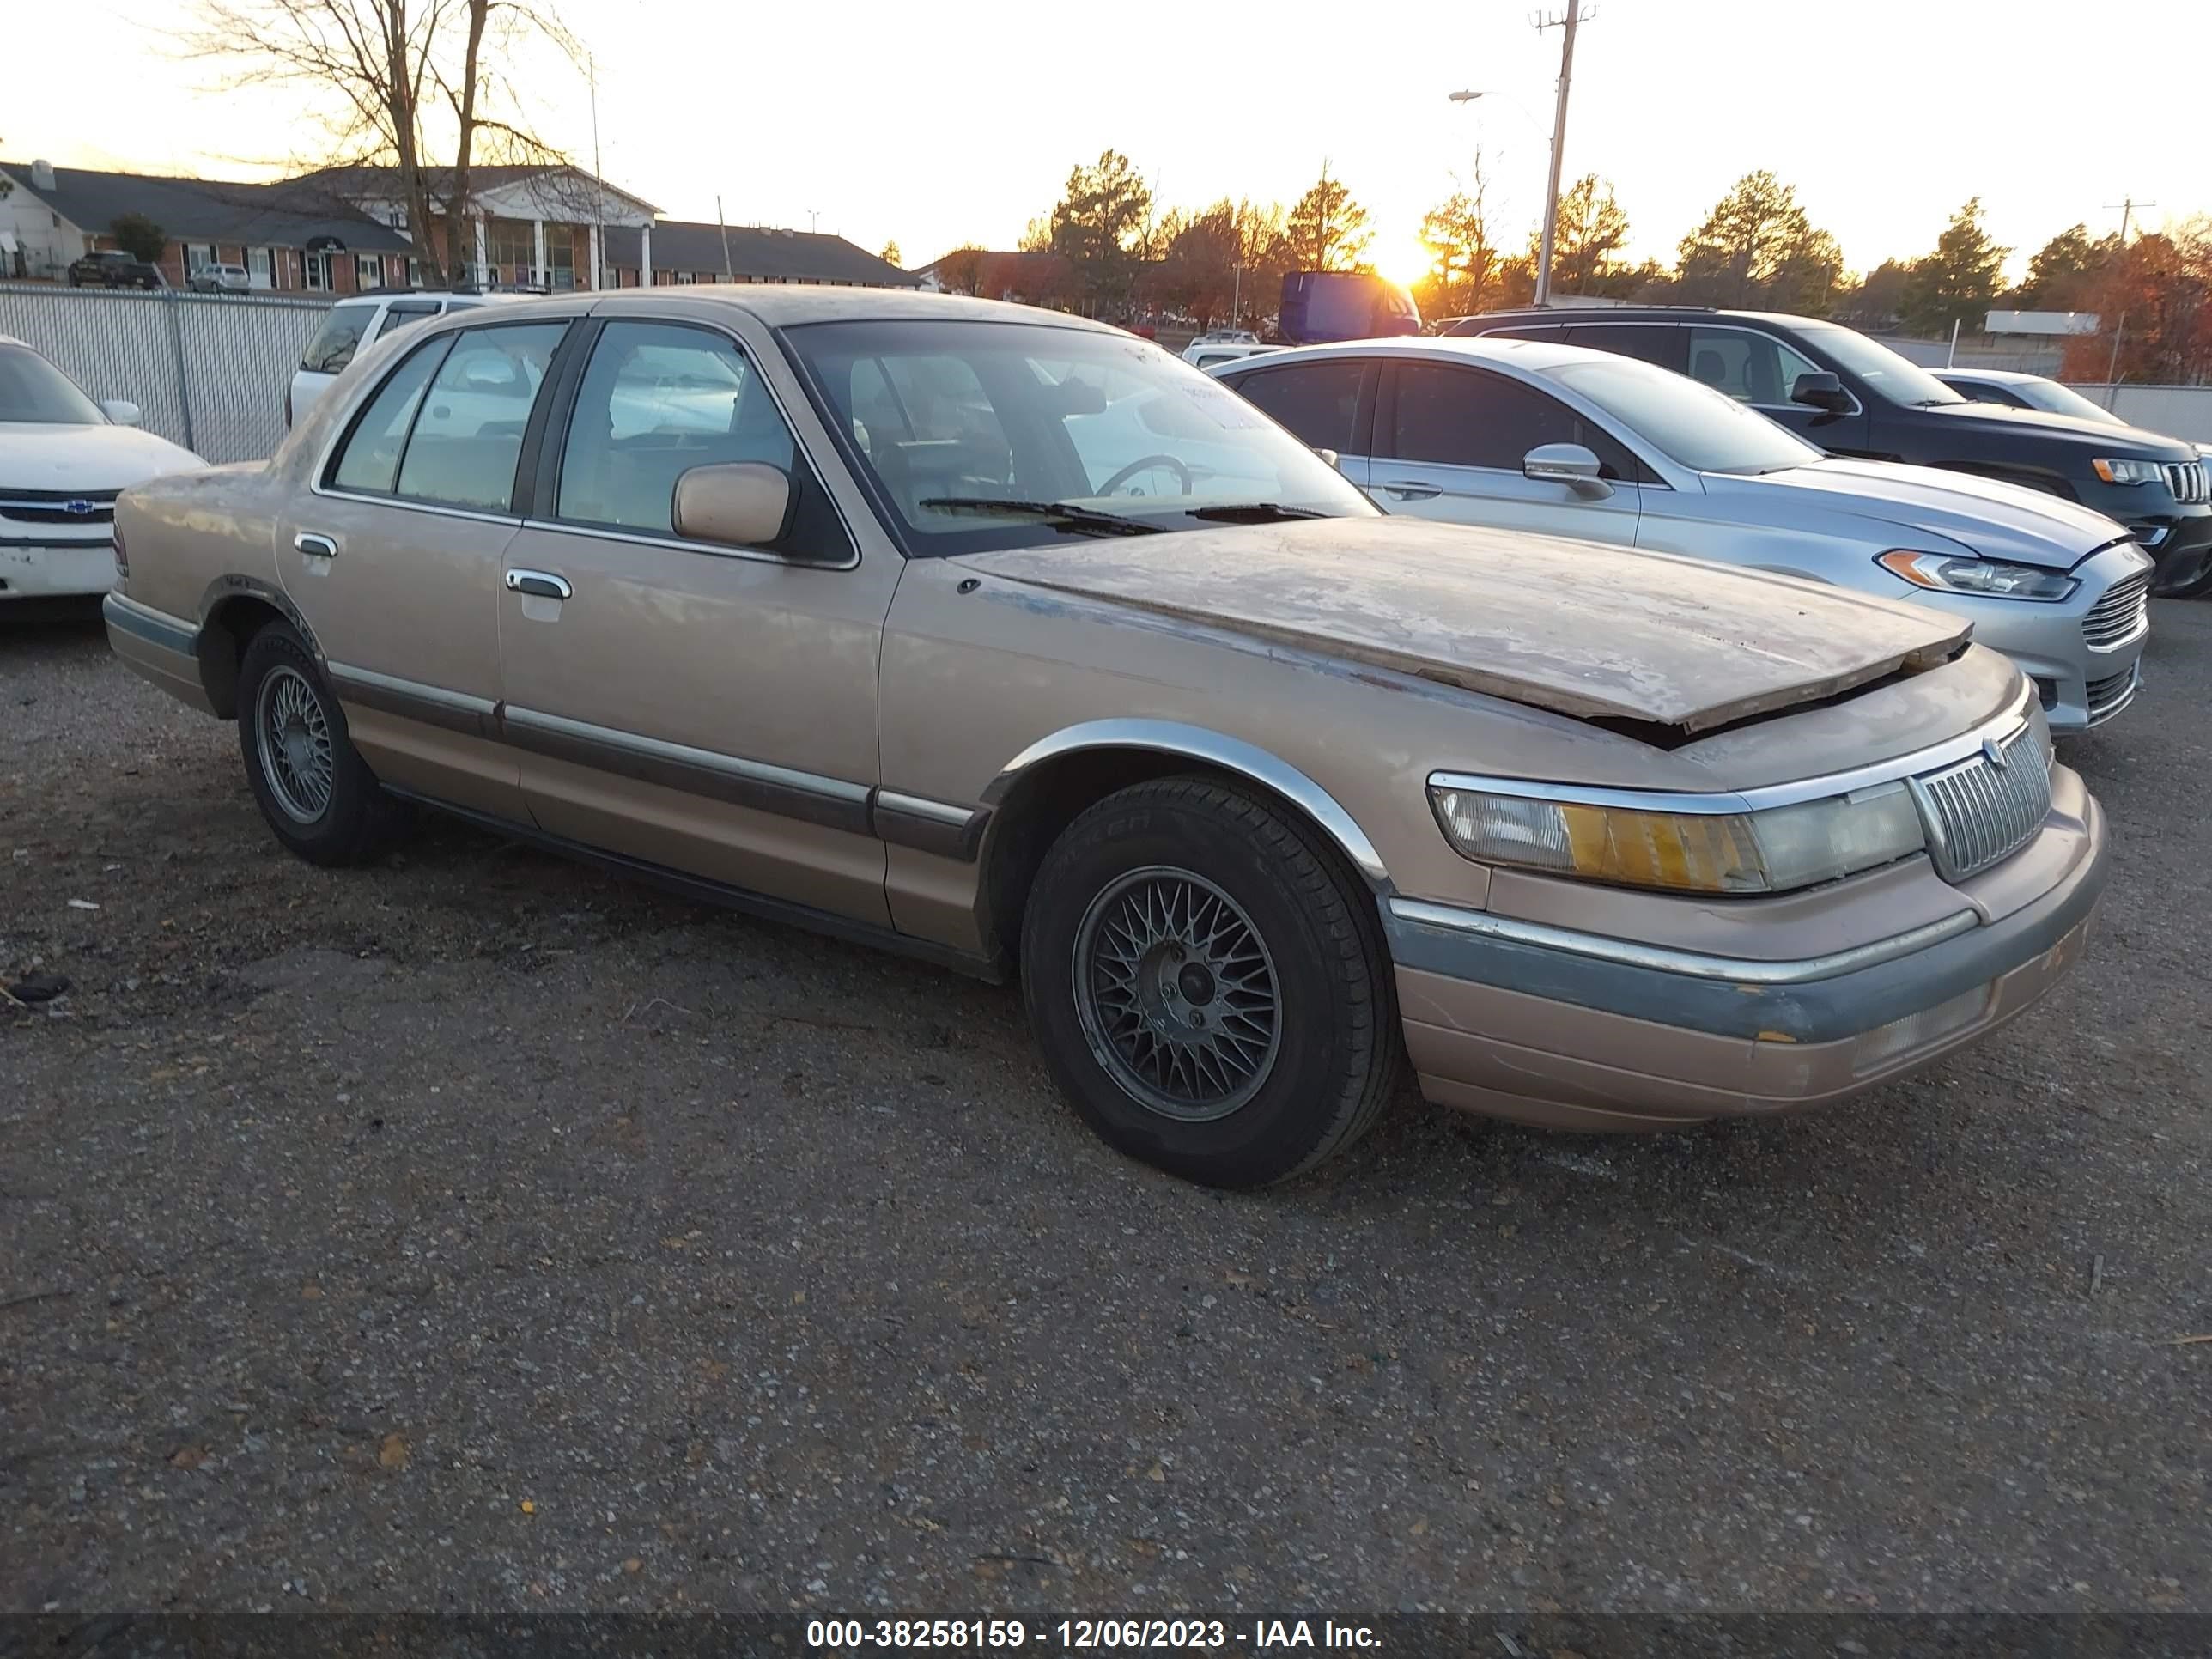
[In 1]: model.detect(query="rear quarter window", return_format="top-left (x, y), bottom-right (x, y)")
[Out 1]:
top-left (301, 307), bottom-right (375, 374)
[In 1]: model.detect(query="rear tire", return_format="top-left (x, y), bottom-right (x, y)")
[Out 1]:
top-left (235, 623), bottom-right (401, 866)
top-left (1020, 777), bottom-right (1401, 1188)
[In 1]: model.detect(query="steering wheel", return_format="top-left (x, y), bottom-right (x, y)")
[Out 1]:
top-left (1098, 453), bottom-right (1194, 495)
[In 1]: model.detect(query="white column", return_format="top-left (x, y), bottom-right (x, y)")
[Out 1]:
top-left (588, 222), bottom-right (602, 291)
top-left (641, 222), bottom-right (653, 288)
top-left (532, 218), bottom-right (546, 287)
top-left (473, 216), bottom-right (489, 285)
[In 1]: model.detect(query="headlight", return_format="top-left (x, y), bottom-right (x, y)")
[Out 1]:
top-left (2091, 457), bottom-right (2164, 485)
top-left (1427, 781), bottom-right (1926, 895)
top-left (1875, 550), bottom-right (2078, 601)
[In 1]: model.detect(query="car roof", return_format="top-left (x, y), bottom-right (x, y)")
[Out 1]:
top-left (1206, 334), bottom-right (1606, 377)
top-left (1464, 305), bottom-right (1832, 330)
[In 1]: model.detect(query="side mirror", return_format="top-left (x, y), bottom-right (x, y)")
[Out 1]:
top-left (1791, 371), bottom-right (1852, 415)
top-left (1523, 441), bottom-right (1612, 500)
top-left (1316, 447), bottom-right (1340, 471)
top-left (100, 399), bottom-right (143, 428)
top-left (673, 462), bottom-right (793, 550)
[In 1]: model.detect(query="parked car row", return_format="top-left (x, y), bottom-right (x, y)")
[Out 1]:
top-left (1436, 307), bottom-right (2212, 598)
top-left (1211, 335), bottom-right (2153, 732)
top-left (95, 290), bottom-right (2110, 1188)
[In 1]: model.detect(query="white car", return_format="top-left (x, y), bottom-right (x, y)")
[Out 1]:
top-left (0, 336), bottom-right (204, 599)
top-left (286, 290), bottom-right (514, 428)
top-left (189, 263), bottom-right (252, 294)
top-left (1212, 337), bottom-right (2154, 732)
top-left (1182, 337), bottom-right (1278, 371)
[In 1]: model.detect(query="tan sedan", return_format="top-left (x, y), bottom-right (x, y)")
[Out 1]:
top-left (103, 290), bottom-right (2107, 1187)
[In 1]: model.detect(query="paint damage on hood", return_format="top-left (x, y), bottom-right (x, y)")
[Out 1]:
top-left (954, 518), bottom-right (1970, 735)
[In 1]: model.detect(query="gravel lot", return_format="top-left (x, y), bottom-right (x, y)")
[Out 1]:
top-left (2, 597), bottom-right (2206, 1617)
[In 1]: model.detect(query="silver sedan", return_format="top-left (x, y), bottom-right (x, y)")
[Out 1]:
top-left (1212, 337), bottom-right (2153, 732)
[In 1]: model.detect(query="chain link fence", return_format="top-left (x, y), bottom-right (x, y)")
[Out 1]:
top-left (0, 283), bottom-right (336, 465)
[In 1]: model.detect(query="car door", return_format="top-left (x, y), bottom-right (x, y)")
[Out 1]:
top-left (1686, 325), bottom-right (1872, 453)
top-left (1367, 359), bottom-right (1643, 543)
top-left (1215, 358), bottom-right (1375, 484)
top-left (276, 319), bottom-right (571, 821)
top-left (495, 312), bottom-right (896, 926)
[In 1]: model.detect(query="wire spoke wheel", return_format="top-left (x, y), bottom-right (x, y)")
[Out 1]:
top-left (255, 664), bottom-right (335, 824)
top-left (1071, 865), bottom-right (1283, 1122)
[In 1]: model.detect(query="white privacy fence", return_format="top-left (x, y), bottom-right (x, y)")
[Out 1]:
top-left (2063, 386), bottom-right (2212, 446)
top-left (0, 283), bottom-right (336, 465)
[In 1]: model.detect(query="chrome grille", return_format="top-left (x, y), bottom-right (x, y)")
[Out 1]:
top-left (2166, 460), bottom-right (2209, 503)
top-left (2082, 569), bottom-right (2152, 651)
top-left (1912, 719), bottom-right (2054, 883)
top-left (0, 487), bottom-right (118, 526)
top-left (2086, 665), bottom-right (2140, 725)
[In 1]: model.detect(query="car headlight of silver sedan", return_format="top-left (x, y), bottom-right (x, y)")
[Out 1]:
top-left (1427, 778), bottom-right (1928, 896)
top-left (1875, 550), bottom-right (2078, 602)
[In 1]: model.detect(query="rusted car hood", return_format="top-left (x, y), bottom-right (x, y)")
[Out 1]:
top-left (954, 518), bottom-right (1970, 734)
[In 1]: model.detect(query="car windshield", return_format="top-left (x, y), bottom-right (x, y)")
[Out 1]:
top-left (783, 317), bottom-right (1375, 555)
top-left (1544, 355), bottom-right (1821, 474)
top-left (0, 344), bottom-right (106, 424)
top-left (2012, 379), bottom-right (2127, 425)
top-left (1794, 323), bottom-right (1964, 406)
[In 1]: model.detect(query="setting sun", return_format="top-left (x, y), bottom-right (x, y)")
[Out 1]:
top-left (1376, 236), bottom-right (1436, 293)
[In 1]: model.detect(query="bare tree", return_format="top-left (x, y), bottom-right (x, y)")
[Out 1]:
top-left (184, 0), bottom-right (583, 284)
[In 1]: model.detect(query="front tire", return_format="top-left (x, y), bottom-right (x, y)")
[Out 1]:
top-left (1020, 777), bottom-right (1401, 1188)
top-left (235, 623), bottom-right (398, 866)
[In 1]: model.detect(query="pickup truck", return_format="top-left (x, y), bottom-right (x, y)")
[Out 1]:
top-left (68, 250), bottom-right (165, 290)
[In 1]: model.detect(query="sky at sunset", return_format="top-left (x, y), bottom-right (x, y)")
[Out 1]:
top-left (7, 0), bottom-right (2208, 286)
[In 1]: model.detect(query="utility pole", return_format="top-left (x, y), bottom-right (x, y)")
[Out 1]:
top-left (2100, 198), bottom-right (2152, 405)
top-left (586, 53), bottom-right (604, 290)
top-left (1532, 3), bottom-right (1589, 307)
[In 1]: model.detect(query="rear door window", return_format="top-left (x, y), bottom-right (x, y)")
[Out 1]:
top-left (393, 323), bottom-right (568, 513)
top-left (327, 336), bottom-right (451, 495)
top-left (1224, 361), bottom-right (1364, 452)
top-left (1563, 324), bottom-right (1683, 371)
top-left (300, 306), bottom-right (375, 374)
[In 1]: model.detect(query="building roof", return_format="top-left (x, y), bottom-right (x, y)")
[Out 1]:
top-left (295, 162), bottom-right (659, 216)
top-left (602, 221), bottom-right (919, 287)
top-left (0, 161), bottom-right (413, 252)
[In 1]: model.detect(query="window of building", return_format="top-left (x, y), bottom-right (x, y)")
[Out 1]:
top-left (185, 244), bottom-right (216, 274)
top-left (356, 254), bottom-right (385, 290)
top-left (247, 246), bottom-right (273, 289)
top-left (303, 252), bottom-right (331, 291)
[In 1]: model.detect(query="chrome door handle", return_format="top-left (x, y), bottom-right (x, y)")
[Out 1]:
top-left (1378, 481), bottom-right (1441, 501)
top-left (506, 568), bottom-right (572, 601)
top-left (294, 531), bottom-right (337, 558)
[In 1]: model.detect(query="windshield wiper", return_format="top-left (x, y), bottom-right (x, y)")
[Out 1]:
top-left (917, 497), bottom-right (1162, 536)
top-left (1186, 502), bottom-right (1328, 524)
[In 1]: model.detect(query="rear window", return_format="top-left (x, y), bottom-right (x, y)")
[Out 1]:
top-left (301, 306), bottom-right (375, 375)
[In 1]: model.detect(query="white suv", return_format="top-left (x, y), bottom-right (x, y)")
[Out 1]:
top-left (285, 291), bottom-right (514, 428)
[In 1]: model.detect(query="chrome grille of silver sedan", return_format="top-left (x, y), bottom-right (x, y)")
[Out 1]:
top-left (2166, 460), bottom-right (2209, 503)
top-left (2085, 665), bottom-right (2141, 725)
top-left (1911, 719), bottom-right (2055, 883)
top-left (2082, 569), bottom-right (2153, 651)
